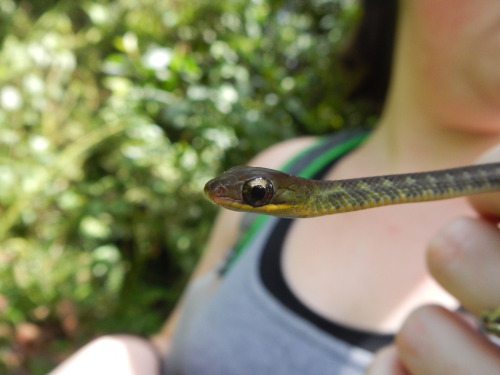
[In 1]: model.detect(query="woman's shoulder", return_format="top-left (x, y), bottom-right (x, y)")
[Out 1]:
top-left (248, 136), bottom-right (318, 170)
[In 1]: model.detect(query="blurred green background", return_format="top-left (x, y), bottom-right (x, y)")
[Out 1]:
top-left (0, 0), bottom-right (372, 373)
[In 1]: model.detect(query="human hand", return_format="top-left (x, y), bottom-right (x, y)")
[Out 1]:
top-left (368, 148), bottom-right (500, 375)
top-left (367, 218), bottom-right (500, 374)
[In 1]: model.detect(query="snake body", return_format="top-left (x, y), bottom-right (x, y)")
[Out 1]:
top-left (204, 163), bottom-right (500, 218)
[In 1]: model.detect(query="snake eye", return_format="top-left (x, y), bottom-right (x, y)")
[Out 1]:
top-left (242, 177), bottom-right (274, 207)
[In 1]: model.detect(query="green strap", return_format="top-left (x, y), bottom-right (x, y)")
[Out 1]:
top-left (225, 132), bottom-right (368, 270)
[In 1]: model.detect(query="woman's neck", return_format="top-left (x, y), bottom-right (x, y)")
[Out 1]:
top-left (335, 109), bottom-right (500, 181)
top-left (363, 111), bottom-right (500, 173)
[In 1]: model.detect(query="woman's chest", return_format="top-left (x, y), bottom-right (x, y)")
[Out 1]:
top-left (280, 198), bottom-right (475, 332)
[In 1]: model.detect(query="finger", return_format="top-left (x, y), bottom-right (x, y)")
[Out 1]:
top-left (427, 217), bottom-right (500, 315)
top-left (366, 346), bottom-right (409, 375)
top-left (469, 144), bottom-right (500, 218)
top-left (396, 305), bottom-right (500, 375)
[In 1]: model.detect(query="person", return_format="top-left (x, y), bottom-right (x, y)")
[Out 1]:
top-left (50, 0), bottom-right (500, 373)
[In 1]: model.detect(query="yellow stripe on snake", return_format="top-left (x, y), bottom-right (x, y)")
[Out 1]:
top-left (204, 164), bottom-right (500, 218)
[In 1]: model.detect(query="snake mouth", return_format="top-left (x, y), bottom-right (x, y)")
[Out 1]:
top-left (208, 195), bottom-right (236, 206)
top-left (205, 193), bottom-right (249, 212)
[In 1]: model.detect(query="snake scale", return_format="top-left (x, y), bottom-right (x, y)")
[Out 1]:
top-left (204, 163), bottom-right (500, 218)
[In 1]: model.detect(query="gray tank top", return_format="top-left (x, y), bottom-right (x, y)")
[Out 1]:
top-left (165, 130), bottom-right (392, 375)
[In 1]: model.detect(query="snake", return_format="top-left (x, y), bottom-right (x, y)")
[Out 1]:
top-left (204, 162), bottom-right (500, 335)
top-left (204, 163), bottom-right (500, 218)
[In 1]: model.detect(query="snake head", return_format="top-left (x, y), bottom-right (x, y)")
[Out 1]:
top-left (204, 166), bottom-right (310, 217)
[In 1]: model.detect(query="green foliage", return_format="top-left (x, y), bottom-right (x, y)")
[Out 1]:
top-left (0, 0), bottom-right (366, 372)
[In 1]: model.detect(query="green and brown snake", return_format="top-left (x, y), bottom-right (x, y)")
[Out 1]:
top-left (204, 163), bottom-right (500, 218)
top-left (204, 163), bottom-right (500, 335)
